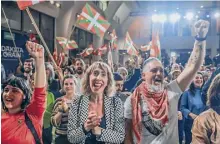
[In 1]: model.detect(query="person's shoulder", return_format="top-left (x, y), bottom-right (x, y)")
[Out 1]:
top-left (166, 80), bottom-right (183, 94)
top-left (198, 109), bottom-right (217, 118)
top-left (195, 109), bottom-right (217, 125)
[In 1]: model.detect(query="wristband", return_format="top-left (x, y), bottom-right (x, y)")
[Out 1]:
top-left (195, 35), bottom-right (207, 41)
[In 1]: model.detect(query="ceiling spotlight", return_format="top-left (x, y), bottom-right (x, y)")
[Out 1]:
top-left (50, 0), bottom-right (54, 5)
top-left (200, 5), bottom-right (203, 8)
top-left (214, 12), bottom-right (220, 18)
top-left (169, 13), bottom-right (181, 23)
top-left (176, 8), bottom-right (179, 10)
top-left (185, 12), bottom-right (194, 20)
top-left (56, 2), bottom-right (61, 8)
top-left (154, 9), bottom-right (157, 12)
top-left (152, 14), bottom-right (159, 22)
top-left (196, 15), bottom-right (199, 18)
top-left (198, 11), bottom-right (200, 14)
top-left (158, 14), bottom-right (167, 23)
top-left (206, 15), bottom-right (210, 18)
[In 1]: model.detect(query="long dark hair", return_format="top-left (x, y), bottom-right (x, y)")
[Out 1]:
top-left (189, 72), bottom-right (204, 96)
top-left (1, 76), bottom-right (32, 112)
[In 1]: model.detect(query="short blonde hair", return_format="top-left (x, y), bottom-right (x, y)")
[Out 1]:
top-left (81, 62), bottom-right (115, 96)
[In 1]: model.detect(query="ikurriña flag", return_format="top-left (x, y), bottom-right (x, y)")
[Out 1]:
top-left (77, 3), bottom-right (110, 38)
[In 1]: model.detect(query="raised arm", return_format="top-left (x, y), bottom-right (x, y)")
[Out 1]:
top-left (177, 20), bottom-right (210, 91)
top-left (26, 41), bottom-right (46, 118)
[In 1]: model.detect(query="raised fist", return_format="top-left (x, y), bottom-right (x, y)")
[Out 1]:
top-left (194, 20), bottom-right (210, 38)
top-left (26, 41), bottom-right (44, 60)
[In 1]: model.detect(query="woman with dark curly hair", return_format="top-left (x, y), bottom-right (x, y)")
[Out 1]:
top-left (1, 41), bottom-right (46, 144)
top-left (192, 73), bottom-right (220, 144)
top-left (67, 62), bottom-right (125, 144)
top-left (180, 72), bottom-right (206, 144)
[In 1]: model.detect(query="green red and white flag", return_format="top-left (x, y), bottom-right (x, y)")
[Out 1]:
top-left (150, 31), bottom-right (161, 59)
top-left (80, 45), bottom-right (94, 57)
top-left (93, 44), bottom-right (108, 56)
top-left (125, 32), bottom-right (138, 56)
top-left (77, 3), bottom-right (110, 38)
top-left (140, 44), bottom-right (151, 52)
top-left (110, 29), bottom-right (117, 50)
top-left (17, 0), bottom-right (45, 10)
top-left (56, 37), bottom-right (78, 50)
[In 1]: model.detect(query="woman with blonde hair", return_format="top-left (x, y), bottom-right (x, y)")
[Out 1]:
top-left (51, 74), bottom-right (78, 144)
top-left (192, 73), bottom-right (220, 144)
top-left (67, 62), bottom-right (125, 144)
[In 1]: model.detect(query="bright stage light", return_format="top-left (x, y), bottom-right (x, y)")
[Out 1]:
top-left (214, 12), bottom-right (220, 18)
top-left (158, 14), bottom-right (167, 23)
top-left (171, 52), bottom-right (176, 57)
top-left (152, 14), bottom-right (159, 22)
top-left (152, 14), bottom-right (167, 23)
top-left (169, 13), bottom-right (181, 23)
top-left (185, 12), bottom-right (194, 20)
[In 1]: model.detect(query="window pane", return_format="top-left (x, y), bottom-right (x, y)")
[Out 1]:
top-left (86, 33), bottom-right (93, 46)
top-left (79, 29), bottom-right (86, 48)
top-left (40, 14), bottom-right (54, 52)
top-left (22, 9), bottom-right (39, 34)
top-left (1, 2), bottom-right (21, 30)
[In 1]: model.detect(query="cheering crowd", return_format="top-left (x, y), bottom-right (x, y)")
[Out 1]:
top-left (1, 20), bottom-right (220, 144)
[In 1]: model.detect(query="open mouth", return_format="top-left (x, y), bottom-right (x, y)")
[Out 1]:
top-left (93, 81), bottom-right (103, 90)
top-left (154, 77), bottom-right (163, 85)
top-left (4, 97), bottom-right (14, 103)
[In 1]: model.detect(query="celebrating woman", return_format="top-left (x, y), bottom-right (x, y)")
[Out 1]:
top-left (192, 74), bottom-right (220, 144)
top-left (51, 74), bottom-right (77, 144)
top-left (1, 41), bottom-right (46, 144)
top-left (180, 72), bottom-right (206, 144)
top-left (67, 62), bottom-right (125, 144)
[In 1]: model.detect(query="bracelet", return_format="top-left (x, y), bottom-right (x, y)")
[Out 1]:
top-left (195, 35), bottom-right (207, 41)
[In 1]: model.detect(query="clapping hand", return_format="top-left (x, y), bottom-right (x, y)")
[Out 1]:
top-left (194, 20), bottom-right (210, 38)
top-left (84, 111), bottom-right (101, 132)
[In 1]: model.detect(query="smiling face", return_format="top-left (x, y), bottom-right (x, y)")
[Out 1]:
top-left (142, 60), bottom-right (164, 91)
top-left (193, 73), bottom-right (204, 88)
top-left (2, 85), bottom-right (24, 111)
top-left (89, 67), bottom-right (108, 95)
top-left (23, 61), bottom-right (32, 73)
top-left (63, 78), bottom-right (75, 94)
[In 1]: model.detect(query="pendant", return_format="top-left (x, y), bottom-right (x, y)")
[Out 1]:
top-left (18, 119), bottom-right (23, 125)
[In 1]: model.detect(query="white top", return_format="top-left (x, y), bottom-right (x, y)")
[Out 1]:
top-left (124, 80), bottom-right (183, 144)
top-left (74, 74), bottom-right (82, 96)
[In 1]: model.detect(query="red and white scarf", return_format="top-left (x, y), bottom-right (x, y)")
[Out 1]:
top-left (131, 82), bottom-right (169, 144)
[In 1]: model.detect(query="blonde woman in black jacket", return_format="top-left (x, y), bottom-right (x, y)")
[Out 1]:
top-left (67, 62), bottom-right (125, 144)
